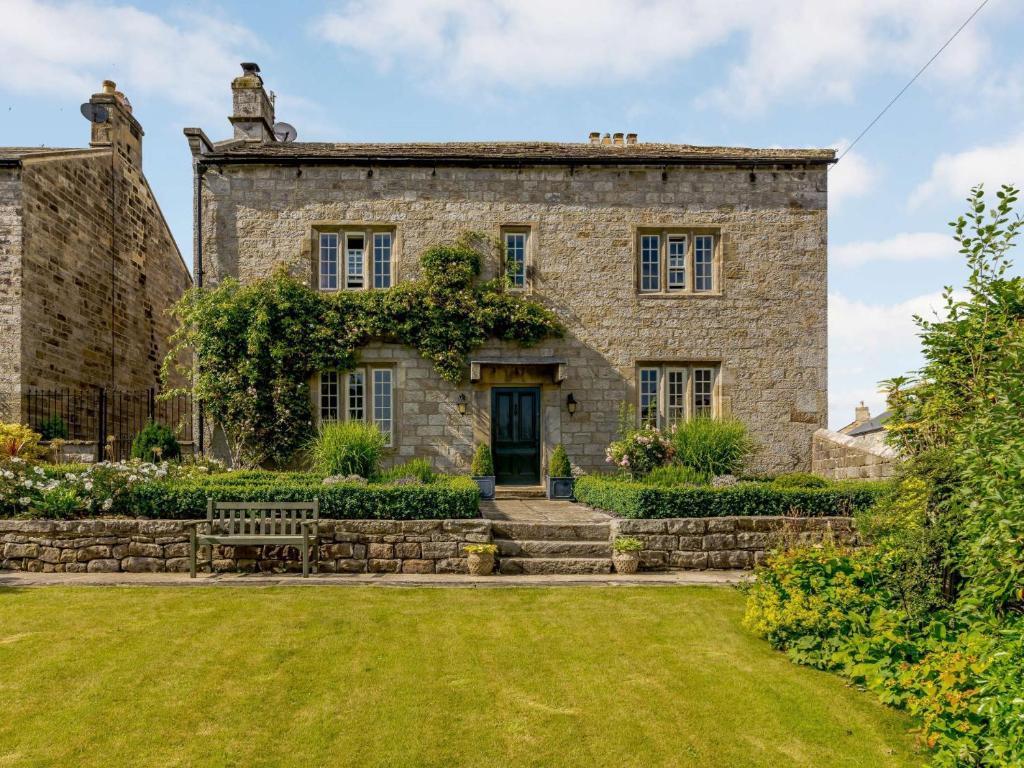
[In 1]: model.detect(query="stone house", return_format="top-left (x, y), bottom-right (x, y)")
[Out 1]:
top-left (0, 82), bottom-right (192, 431)
top-left (186, 64), bottom-right (832, 481)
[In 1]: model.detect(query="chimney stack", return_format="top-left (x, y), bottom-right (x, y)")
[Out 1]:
top-left (230, 62), bottom-right (276, 143)
top-left (601, 133), bottom-right (611, 145)
top-left (88, 80), bottom-right (143, 169)
top-left (854, 401), bottom-right (871, 424)
top-left (612, 132), bottom-right (624, 146)
top-left (588, 131), bottom-right (601, 144)
top-left (626, 132), bottom-right (638, 145)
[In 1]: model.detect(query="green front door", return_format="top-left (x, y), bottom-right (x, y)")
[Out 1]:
top-left (491, 387), bottom-right (541, 485)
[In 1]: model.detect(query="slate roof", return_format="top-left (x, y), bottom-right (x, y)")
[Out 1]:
top-left (846, 411), bottom-right (892, 437)
top-left (198, 140), bottom-right (836, 167)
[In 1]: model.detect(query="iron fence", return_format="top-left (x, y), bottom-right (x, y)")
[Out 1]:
top-left (23, 388), bottom-right (194, 462)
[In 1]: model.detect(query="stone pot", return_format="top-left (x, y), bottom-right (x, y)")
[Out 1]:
top-left (612, 551), bottom-right (640, 575)
top-left (467, 551), bottom-right (495, 576)
top-left (472, 475), bottom-right (495, 500)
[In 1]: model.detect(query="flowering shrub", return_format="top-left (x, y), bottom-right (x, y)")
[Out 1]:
top-left (0, 423), bottom-right (45, 460)
top-left (605, 427), bottom-right (674, 477)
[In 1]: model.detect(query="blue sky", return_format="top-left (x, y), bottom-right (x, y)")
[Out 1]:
top-left (3, 0), bottom-right (1023, 427)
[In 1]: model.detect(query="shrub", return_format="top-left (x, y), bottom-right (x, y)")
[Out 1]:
top-left (670, 417), bottom-right (754, 477)
top-left (605, 426), bottom-right (674, 477)
top-left (130, 421), bottom-right (182, 462)
top-left (613, 536), bottom-right (643, 553)
top-left (770, 472), bottom-right (830, 489)
top-left (548, 444), bottom-right (571, 477)
top-left (643, 464), bottom-right (709, 487)
top-left (307, 421), bottom-right (386, 478)
top-left (37, 415), bottom-right (69, 441)
top-left (471, 444), bottom-right (494, 476)
top-left (464, 543), bottom-right (498, 555)
top-left (0, 424), bottom-right (44, 460)
top-left (574, 475), bottom-right (886, 518)
top-left (376, 458), bottom-right (436, 484)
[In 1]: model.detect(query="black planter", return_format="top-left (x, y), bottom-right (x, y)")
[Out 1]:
top-left (473, 475), bottom-right (495, 500)
top-left (546, 476), bottom-right (575, 500)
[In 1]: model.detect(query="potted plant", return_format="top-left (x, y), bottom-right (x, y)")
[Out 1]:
top-left (612, 536), bottom-right (643, 574)
top-left (470, 444), bottom-right (495, 500)
top-left (546, 443), bottom-right (574, 499)
top-left (464, 543), bottom-right (498, 575)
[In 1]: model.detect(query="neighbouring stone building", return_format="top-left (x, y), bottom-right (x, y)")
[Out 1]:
top-left (811, 403), bottom-right (899, 480)
top-left (186, 64), bottom-right (832, 480)
top-left (0, 82), bottom-right (192, 430)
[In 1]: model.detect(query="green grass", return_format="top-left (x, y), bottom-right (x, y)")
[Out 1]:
top-left (0, 586), bottom-right (922, 768)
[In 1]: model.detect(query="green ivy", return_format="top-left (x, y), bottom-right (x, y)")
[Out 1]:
top-left (164, 236), bottom-right (563, 468)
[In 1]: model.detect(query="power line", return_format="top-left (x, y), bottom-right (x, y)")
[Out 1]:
top-left (834, 0), bottom-right (990, 166)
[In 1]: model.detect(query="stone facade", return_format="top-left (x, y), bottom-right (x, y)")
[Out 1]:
top-left (812, 428), bottom-right (898, 480)
top-left (0, 82), bottom-right (191, 422)
top-left (612, 515), bottom-right (858, 570)
top-left (0, 515), bottom-right (849, 573)
top-left (186, 65), bottom-right (831, 475)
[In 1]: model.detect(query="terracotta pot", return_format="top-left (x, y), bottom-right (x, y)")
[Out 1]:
top-left (613, 551), bottom-right (640, 575)
top-left (467, 552), bottom-right (495, 576)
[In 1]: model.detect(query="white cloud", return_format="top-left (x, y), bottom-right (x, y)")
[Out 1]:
top-left (0, 0), bottom-right (258, 119)
top-left (832, 232), bottom-right (953, 268)
top-left (316, 0), bottom-right (992, 111)
top-left (828, 139), bottom-right (879, 210)
top-left (827, 290), bottom-right (957, 428)
top-left (910, 133), bottom-right (1024, 207)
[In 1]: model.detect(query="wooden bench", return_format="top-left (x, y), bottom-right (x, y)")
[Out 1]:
top-left (186, 500), bottom-right (319, 578)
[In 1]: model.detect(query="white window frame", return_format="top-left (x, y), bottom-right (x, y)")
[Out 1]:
top-left (502, 229), bottom-right (529, 290)
top-left (637, 364), bottom-right (719, 427)
top-left (693, 366), bottom-right (715, 417)
top-left (318, 366), bottom-right (395, 447)
top-left (318, 232), bottom-right (339, 291)
top-left (636, 229), bottom-right (718, 294)
top-left (316, 227), bottom-right (395, 292)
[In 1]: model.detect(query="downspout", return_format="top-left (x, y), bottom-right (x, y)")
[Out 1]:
top-left (195, 162), bottom-right (205, 454)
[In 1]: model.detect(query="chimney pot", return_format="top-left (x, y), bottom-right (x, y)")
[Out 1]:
top-left (241, 62), bottom-right (261, 76)
top-left (626, 132), bottom-right (638, 145)
top-left (588, 131), bottom-right (600, 144)
top-left (613, 132), bottom-right (624, 146)
top-left (601, 133), bottom-right (611, 145)
top-left (102, 80), bottom-right (116, 95)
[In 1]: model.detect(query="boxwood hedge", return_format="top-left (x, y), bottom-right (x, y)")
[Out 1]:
top-left (120, 475), bottom-right (480, 520)
top-left (574, 475), bottom-right (888, 518)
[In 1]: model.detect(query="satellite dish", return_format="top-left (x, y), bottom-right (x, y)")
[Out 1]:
top-left (273, 122), bottom-right (297, 143)
top-left (80, 103), bottom-right (109, 123)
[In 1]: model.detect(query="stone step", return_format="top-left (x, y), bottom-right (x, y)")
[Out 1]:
top-left (493, 485), bottom-right (547, 500)
top-left (490, 521), bottom-right (611, 542)
top-left (499, 557), bottom-right (613, 575)
top-left (495, 539), bottom-right (611, 558)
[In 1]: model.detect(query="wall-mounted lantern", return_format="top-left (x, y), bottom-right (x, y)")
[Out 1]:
top-left (457, 393), bottom-right (468, 416)
top-left (566, 392), bottom-right (577, 417)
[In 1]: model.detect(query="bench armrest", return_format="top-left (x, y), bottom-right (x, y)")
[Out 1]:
top-left (181, 520), bottom-right (209, 529)
top-left (299, 520), bottom-right (320, 529)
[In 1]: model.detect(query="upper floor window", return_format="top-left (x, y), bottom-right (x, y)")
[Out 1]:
top-left (636, 228), bottom-right (719, 294)
top-left (636, 363), bottom-right (719, 427)
top-left (501, 227), bottom-right (530, 290)
top-left (318, 366), bottom-right (394, 446)
top-left (318, 227), bottom-right (394, 291)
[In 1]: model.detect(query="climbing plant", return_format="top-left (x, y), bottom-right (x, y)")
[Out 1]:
top-left (164, 235), bottom-right (563, 468)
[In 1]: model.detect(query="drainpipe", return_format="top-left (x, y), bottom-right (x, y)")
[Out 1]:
top-left (195, 162), bottom-right (205, 454)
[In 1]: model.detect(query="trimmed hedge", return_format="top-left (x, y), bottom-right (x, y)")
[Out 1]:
top-left (119, 475), bottom-right (480, 520)
top-left (574, 475), bottom-right (888, 518)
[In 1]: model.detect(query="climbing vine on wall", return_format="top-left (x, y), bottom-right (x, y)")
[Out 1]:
top-left (163, 235), bottom-right (563, 468)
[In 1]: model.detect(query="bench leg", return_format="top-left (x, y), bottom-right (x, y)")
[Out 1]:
top-left (189, 528), bottom-right (196, 579)
top-left (302, 528), bottom-right (310, 578)
top-left (207, 542), bottom-right (214, 575)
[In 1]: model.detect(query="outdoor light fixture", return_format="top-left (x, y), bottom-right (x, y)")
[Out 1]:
top-left (457, 393), bottom-right (468, 416)
top-left (566, 393), bottom-right (577, 416)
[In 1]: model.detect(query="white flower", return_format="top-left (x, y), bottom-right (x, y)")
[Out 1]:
top-left (21, 479), bottom-right (33, 489)
top-left (84, 481), bottom-right (93, 491)
top-left (34, 466), bottom-right (45, 476)
top-left (18, 497), bottom-right (30, 505)
top-left (102, 498), bottom-right (113, 511)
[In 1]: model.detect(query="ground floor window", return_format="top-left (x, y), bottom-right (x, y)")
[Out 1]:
top-left (636, 363), bottom-right (718, 428)
top-left (318, 366), bottom-right (394, 446)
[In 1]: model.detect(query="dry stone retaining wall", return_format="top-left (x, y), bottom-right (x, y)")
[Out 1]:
top-left (611, 516), bottom-right (857, 570)
top-left (812, 428), bottom-right (898, 480)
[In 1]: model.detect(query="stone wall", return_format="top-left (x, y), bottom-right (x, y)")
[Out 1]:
top-left (0, 518), bottom-right (489, 575)
top-left (812, 428), bottom-right (898, 480)
top-left (0, 167), bottom-right (22, 420)
top-left (197, 160), bottom-right (828, 474)
top-left (611, 516), bottom-right (858, 570)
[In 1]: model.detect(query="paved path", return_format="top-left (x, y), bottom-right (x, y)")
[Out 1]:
top-left (480, 499), bottom-right (611, 523)
top-left (0, 570), bottom-right (748, 589)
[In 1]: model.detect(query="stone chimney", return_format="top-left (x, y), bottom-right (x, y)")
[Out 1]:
top-left (88, 80), bottom-right (144, 169)
top-left (854, 401), bottom-right (871, 424)
top-left (229, 62), bottom-right (276, 143)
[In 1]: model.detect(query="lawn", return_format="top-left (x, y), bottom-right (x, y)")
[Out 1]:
top-left (0, 586), bottom-right (921, 768)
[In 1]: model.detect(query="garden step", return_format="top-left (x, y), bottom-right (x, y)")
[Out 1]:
top-left (498, 557), bottom-right (613, 575)
top-left (490, 521), bottom-right (610, 542)
top-left (493, 485), bottom-right (547, 500)
top-left (495, 539), bottom-right (611, 558)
